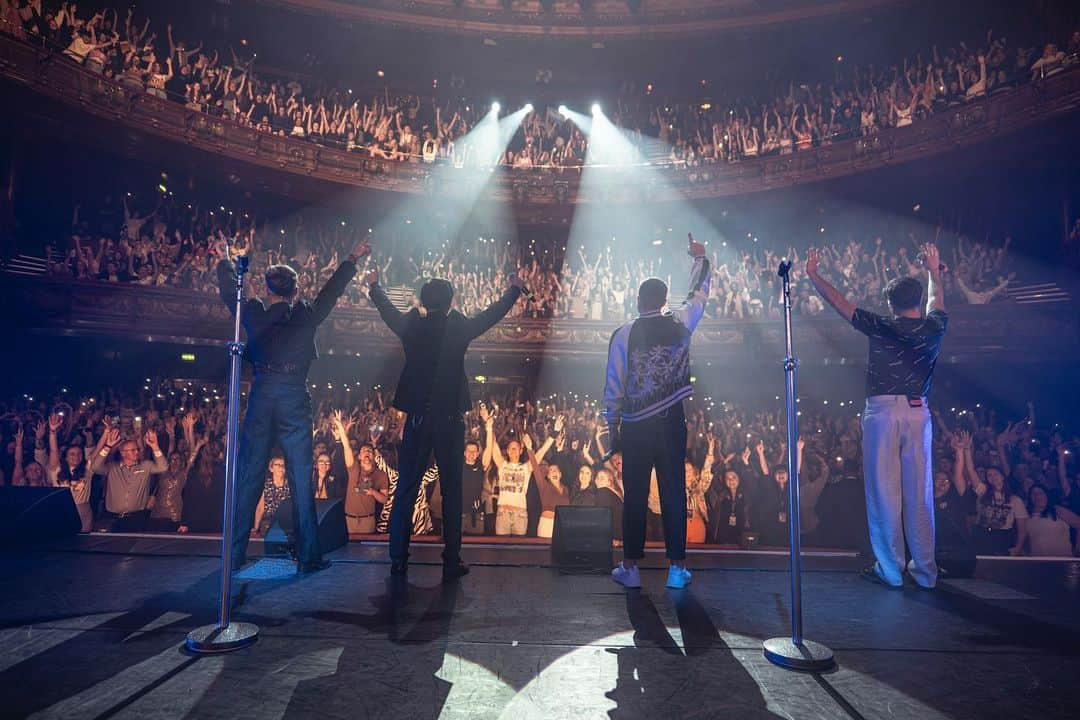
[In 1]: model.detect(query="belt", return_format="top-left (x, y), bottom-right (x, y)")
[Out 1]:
top-left (345, 512), bottom-right (376, 520)
top-left (254, 361), bottom-right (304, 376)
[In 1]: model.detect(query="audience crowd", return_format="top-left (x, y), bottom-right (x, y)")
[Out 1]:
top-left (2, 1), bottom-right (1077, 170)
top-left (44, 183), bottom-right (1021, 321)
top-left (2, 381), bottom-right (1078, 558)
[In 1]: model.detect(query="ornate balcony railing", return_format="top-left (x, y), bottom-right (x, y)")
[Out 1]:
top-left (2, 30), bottom-right (1079, 209)
top-left (9, 277), bottom-right (1076, 365)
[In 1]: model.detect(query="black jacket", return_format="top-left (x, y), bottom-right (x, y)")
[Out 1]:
top-left (368, 282), bottom-right (521, 416)
top-left (217, 258), bottom-right (356, 376)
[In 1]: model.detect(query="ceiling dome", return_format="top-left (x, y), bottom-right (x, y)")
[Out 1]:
top-left (257, 0), bottom-right (906, 39)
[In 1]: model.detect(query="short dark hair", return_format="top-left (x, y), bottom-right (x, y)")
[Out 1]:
top-left (265, 264), bottom-right (298, 298)
top-left (420, 278), bottom-right (454, 311)
top-left (637, 277), bottom-right (668, 312)
top-left (885, 276), bottom-right (923, 312)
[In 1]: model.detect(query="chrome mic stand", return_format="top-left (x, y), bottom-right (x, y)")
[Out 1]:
top-left (762, 259), bottom-right (834, 671)
top-left (186, 253), bottom-right (259, 653)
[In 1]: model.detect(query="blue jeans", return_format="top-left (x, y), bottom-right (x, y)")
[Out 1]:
top-left (232, 376), bottom-right (321, 565)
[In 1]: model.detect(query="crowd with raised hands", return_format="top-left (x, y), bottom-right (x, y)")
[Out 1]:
top-left (43, 183), bottom-right (1021, 322)
top-left (3, 1), bottom-right (1077, 169)
top-left (2, 378), bottom-right (1077, 557)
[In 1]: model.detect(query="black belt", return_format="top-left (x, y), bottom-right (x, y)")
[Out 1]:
top-left (346, 513), bottom-right (376, 520)
top-left (254, 361), bottom-right (304, 376)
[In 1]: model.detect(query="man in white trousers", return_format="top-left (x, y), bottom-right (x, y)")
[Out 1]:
top-left (805, 243), bottom-right (947, 589)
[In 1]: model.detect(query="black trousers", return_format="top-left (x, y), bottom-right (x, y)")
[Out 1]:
top-left (389, 412), bottom-right (464, 563)
top-left (621, 405), bottom-right (688, 561)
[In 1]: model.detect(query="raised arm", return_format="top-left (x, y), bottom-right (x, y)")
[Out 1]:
top-left (463, 273), bottom-right (524, 340)
top-left (951, 430), bottom-right (970, 495)
top-left (364, 265), bottom-right (407, 337)
top-left (672, 233), bottom-right (711, 333)
top-left (311, 241), bottom-right (370, 324)
top-left (805, 247), bottom-right (856, 322)
top-left (484, 411), bottom-right (504, 469)
top-left (922, 242), bottom-right (945, 314)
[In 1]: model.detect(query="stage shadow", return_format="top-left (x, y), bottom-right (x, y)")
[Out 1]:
top-left (604, 589), bottom-right (783, 719)
top-left (285, 578), bottom-right (463, 718)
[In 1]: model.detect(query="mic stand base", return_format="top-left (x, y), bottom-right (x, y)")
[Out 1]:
top-left (186, 621), bottom-right (259, 654)
top-left (763, 637), bottom-right (835, 672)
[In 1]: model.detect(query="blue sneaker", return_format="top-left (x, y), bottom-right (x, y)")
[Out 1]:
top-left (665, 565), bottom-right (692, 589)
top-left (611, 562), bottom-right (641, 588)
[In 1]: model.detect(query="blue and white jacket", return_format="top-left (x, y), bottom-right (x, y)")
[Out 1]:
top-left (603, 255), bottom-right (711, 425)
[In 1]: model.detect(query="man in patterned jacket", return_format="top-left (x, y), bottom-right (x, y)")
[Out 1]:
top-left (604, 233), bottom-right (710, 590)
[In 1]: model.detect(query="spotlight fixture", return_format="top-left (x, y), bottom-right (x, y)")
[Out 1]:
top-left (491, 101), bottom-right (501, 113)
top-left (557, 104), bottom-right (568, 116)
top-left (591, 102), bottom-right (601, 115)
top-left (524, 102), bottom-right (534, 112)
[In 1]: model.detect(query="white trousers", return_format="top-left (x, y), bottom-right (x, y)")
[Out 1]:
top-left (862, 395), bottom-right (938, 588)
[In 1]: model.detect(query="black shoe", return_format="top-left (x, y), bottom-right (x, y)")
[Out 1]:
top-left (297, 559), bottom-right (332, 575)
top-left (860, 565), bottom-right (900, 589)
top-left (442, 560), bottom-right (470, 582)
top-left (390, 559), bottom-right (409, 576)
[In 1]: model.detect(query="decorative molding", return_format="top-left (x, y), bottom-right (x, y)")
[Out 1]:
top-left (254, 0), bottom-right (908, 40)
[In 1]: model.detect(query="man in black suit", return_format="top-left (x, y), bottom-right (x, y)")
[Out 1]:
top-left (365, 267), bottom-right (524, 579)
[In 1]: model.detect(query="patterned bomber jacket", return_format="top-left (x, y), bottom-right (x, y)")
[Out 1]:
top-left (603, 255), bottom-right (711, 425)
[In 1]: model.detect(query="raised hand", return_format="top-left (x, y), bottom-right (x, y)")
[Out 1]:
top-left (350, 240), bottom-right (372, 261)
top-left (104, 427), bottom-right (121, 447)
top-left (921, 242), bottom-right (942, 274)
top-left (363, 267), bottom-right (379, 286)
top-left (797, 437), bottom-right (806, 452)
top-left (687, 232), bottom-right (706, 258)
top-left (805, 247), bottom-right (821, 276)
top-left (144, 429), bottom-right (160, 450)
top-left (741, 446), bottom-right (752, 465)
top-left (554, 415), bottom-right (565, 434)
top-left (48, 413), bottom-right (63, 434)
top-left (479, 403), bottom-right (492, 425)
top-left (522, 432), bottom-right (534, 451)
top-left (34, 420), bottom-right (47, 442)
top-left (509, 269), bottom-right (526, 289)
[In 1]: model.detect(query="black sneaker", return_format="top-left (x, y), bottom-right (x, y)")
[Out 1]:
top-left (442, 560), bottom-right (470, 582)
top-left (297, 559), bottom-right (332, 575)
top-left (860, 565), bottom-right (900, 589)
top-left (390, 559), bottom-right (409, 576)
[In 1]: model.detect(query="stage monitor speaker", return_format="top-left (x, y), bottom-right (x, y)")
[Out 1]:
top-left (551, 505), bottom-right (612, 570)
top-left (0, 487), bottom-right (81, 543)
top-left (264, 497), bottom-right (348, 556)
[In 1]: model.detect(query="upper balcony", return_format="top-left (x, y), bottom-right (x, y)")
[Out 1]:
top-left (2, 29), bottom-right (1080, 223)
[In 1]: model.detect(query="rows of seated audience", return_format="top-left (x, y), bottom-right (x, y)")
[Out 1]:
top-left (41, 184), bottom-right (1021, 321)
top-left (3, 381), bottom-right (1078, 558)
top-left (2, 1), bottom-right (1078, 170)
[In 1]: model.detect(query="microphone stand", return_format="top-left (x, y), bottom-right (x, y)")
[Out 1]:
top-left (762, 259), bottom-right (834, 671)
top-left (186, 253), bottom-right (260, 654)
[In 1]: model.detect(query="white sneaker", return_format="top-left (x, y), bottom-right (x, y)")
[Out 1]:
top-left (666, 565), bottom-right (692, 589)
top-left (611, 562), bottom-right (641, 588)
